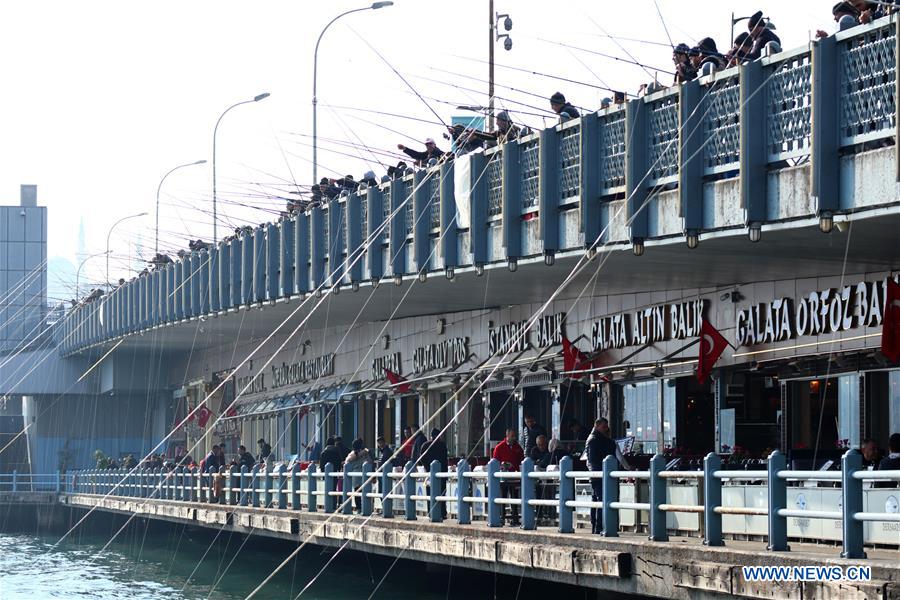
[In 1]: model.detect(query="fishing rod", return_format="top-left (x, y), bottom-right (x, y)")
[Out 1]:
top-left (652, 0), bottom-right (676, 50)
top-left (585, 13), bottom-right (657, 80)
top-left (349, 25), bottom-right (449, 129)
top-left (285, 131), bottom-right (408, 162)
top-left (413, 72), bottom-right (557, 118)
top-left (451, 53), bottom-right (636, 96)
top-left (428, 65), bottom-right (591, 110)
top-left (584, 31), bottom-right (674, 48)
top-left (319, 102), bottom-right (447, 129)
top-left (533, 36), bottom-right (675, 75)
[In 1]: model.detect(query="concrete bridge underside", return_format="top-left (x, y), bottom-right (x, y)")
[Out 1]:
top-left (60, 494), bottom-right (900, 600)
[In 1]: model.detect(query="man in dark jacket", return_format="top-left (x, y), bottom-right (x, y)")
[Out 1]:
top-left (257, 438), bottom-right (271, 464)
top-left (203, 445), bottom-right (221, 473)
top-left (673, 43), bottom-right (697, 84)
top-left (319, 437), bottom-right (343, 470)
top-left (237, 445), bottom-right (255, 470)
top-left (375, 435), bottom-right (395, 470)
top-left (334, 436), bottom-right (350, 462)
top-left (878, 433), bottom-right (900, 471)
top-left (398, 138), bottom-right (445, 167)
top-left (550, 92), bottom-right (580, 122)
top-left (746, 11), bottom-right (781, 60)
top-left (410, 425), bottom-right (428, 463)
top-left (522, 414), bottom-right (548, 455)
top-left (585, 419), bottom-right (630, 534)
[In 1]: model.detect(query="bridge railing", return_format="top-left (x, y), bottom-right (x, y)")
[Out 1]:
top-left (63, 448), bottom-right (900, 559)
top-left (0, 471), bottom-right (65, 492)
top-left (57, 17), bottom-right (899, 355)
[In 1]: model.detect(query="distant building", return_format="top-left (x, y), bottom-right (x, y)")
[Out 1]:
top-left (0, 185), bottom-right (47, 354)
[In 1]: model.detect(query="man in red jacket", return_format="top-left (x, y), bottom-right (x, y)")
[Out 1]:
top-left (492, 428), bottom-right (525, 525)
top-left (493, 428), bottom-right (525, 469)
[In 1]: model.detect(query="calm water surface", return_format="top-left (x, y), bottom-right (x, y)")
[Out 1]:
top-left (0, 521), bottom-right (586, 600)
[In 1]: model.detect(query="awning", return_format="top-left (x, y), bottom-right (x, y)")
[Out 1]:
top-left (225, 382), bottom-right (359, 420)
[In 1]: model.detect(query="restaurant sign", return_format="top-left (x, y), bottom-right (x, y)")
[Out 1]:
top-left (590, 300), bottom-right (707, 350)
top-left (489, 312), bottom-right (565, 355)
top-left (270, 354), bottom-right (335, 389)
top-left (371, 352), bottom-right (403, 380)
top-left (413, 337), bottom-right (469, 375)
top-left (736, 278), bottom-right (891, 347)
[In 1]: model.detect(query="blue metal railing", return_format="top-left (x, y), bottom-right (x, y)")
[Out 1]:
top-left (62, 448), bottom-right (900, 559)
top-left (56, 18), bottom-right (900, 355)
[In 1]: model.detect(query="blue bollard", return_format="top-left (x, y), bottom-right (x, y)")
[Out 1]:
top-left (487, 459), bottom-right (501, 528)
top-left (239, 465), bottom-right (249, 506)
top-left (767, 450), bottom-right (789, 551)
top-left (841, 449), bottom-right (866, 559)
top-left (275, 464), bottom-right (287, 509)
top-left (262, 463), bottom-right (272, 508)
top-left (520, 458), bottom-right (535, 530)
top-left (361, 461), bottom-right (374, 517)
top-left (558, 456), bottom-right (574, 533)
top-left (456, 459), bottom-right (471, 525)
top-left (12, 469), bottom-right (17, 492)
top-left (428, 460), bottom-right (442, 523)
top-left (342, 462), bottom-right (353, 515)
top-left (323, 463), bottom-right (336, 513)
top-left (290, 463), bottom-right (301, 510)
top-left (403, 461), bottom-right (416, 521)
top-left (307, 463), bottom-right (318, 512)
top-left (225, 467), bottom-right (235, 505)
top-left (250, 465), bottom-right (260, 507)
top-left (703, 452), bottom-right (723, 546)
top-left (602, 454), bottom-right (619, 537)
top-left (56, 470), bottom-right (61, 494)
top-left (380, 464), bottom-right (393, 519)
top-left (648, 454), bottom-right (668, 542)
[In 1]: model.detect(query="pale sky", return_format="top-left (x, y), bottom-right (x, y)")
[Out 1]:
top-left (0, 0), bottom-right (825, 302)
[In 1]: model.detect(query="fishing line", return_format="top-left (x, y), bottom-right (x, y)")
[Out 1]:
top-left (275, 59), bottom-right (792, 600)
top-left (584, 14), bottom-right (657, 81)
top-left (532, 36), bottom-right (675, 75)
top-left (651, 0), bottom-right (676, 50)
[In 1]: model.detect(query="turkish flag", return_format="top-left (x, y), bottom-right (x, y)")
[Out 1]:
top-left (225, 405), bottom-right (237, 418)
top-left (384, 369), bottom-right (411, 394)
top-left (562, 336), bottom-right (590, 379)
top-left (697, 319), bottom-right (729, 384)
top-left (197, 405), bottom-right (214, 428)
top-left (882, 278), bottom-right (900, 363)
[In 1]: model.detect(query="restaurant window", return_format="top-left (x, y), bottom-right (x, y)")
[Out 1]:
top-left (837, 374), bottom-right (861, 448)
top-left (891, 370), bottom-right (900, 435)
top-left (488, 390), bottom-right (517, 443)
top-left (622, 380), bottom-right (675, 454)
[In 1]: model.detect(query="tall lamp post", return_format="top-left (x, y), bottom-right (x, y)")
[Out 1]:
top-left (212, 92), bottom-right (270, 246)
top-left (75, 250), bottom-right (111, 300)
top-left (313, 2), bottom-right (393, 186)
top-left (156, 159), bottom-right (206, 256)
top-left (106, 212), bottom-right (148, 288)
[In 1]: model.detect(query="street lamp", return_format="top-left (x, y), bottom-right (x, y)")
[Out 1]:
top-left (313, 2), bottom-right (393, 186)
top-left (156, 159), bottom-right (206, 256)
top-left (75, 250), bottom-right (111, 300)
top-left (106, 212), bottom-right (148, 288)
top-left (213, 92), bottom-right (270, 246)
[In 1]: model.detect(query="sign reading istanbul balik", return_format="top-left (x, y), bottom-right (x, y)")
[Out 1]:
top-left (413, 337), bottom-right (469, 375)
top-left (590, 300), bottom-right (707, 350)
top-left (489, 312), bottom-right (565, 355)
top-left (371, 352), bottom-right (402, 380)
top-left (736, 278), bottom-right (891, 347)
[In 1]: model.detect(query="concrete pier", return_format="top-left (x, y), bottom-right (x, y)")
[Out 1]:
top-left (59, 493), bottom-right (900, 600)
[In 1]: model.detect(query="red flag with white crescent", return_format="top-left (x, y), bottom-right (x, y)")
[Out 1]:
top-left (562, 336), bottom-right (590, 378)
top-left (197, 405), bottom-right (213, 428)
top-left (697, 319), bottom-right (729, 384)
top-left (384, 369), bottom-right (411, 394)
top-left (882, 278), bottom-right (900, 363)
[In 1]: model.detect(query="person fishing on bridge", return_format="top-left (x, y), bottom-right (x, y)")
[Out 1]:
top-left (397, 137), bottom-right (446, 167)
top-left (725, 32), bottom-right (754, 67)
top-left (672, 43), bottom-right (697, 84)
top-left (692, 38), bottom-right (725, 74)
top-left (470, 110), bottom-right (523, 146)
top-left (745, 10), bottom-right (781, 60)
top-left (446, 123), bottom-right (484, 155)
top-left (549, 92), bottom-right (579, 123)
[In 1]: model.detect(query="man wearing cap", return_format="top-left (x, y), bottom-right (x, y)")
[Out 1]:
top-left (817, 3), bottom-right (862, 38)
top-left (398, 138), bottom-right (445, 167)
top-left (725, 32), bottom-right (754, 67)
top-left (472, 110), bottom-right (523, 146)
top-left (746, 10), bottom-right (781, 61)
top-left (695, 37), bottom-right (725, 72)
top-left (672, 42), bottom-right (697, 84)
top-left (550, 92), bottom-right (579, 123)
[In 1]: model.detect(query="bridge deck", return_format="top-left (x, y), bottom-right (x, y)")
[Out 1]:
top-left (59, 493), bottom-right (900, 600)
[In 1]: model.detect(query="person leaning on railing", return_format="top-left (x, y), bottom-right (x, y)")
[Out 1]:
top-left (585, 418), bottom-right (632, 535)
top-left (492, 428), bottom-right (525, 526)
top-left (876, 433), bottom-right (900, 488)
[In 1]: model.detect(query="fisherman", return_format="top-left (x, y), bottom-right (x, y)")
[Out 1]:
top-left (725, 32), bottom-right (754, 67)
top-left (398, 137), bottom-right (445, 167)
top-left (694, 37), bottom-right (725, 72)
top-left (672, 42), bottom-right (697, 84)
top-left (256, 438), bottom-right (272, 464)
top-left (549, 92), bottom-right (579, 122)
top-left (471, 110), bottom-right (522, 146)
top-left (446, 123), bottom-right (484, 154)
top-left (746, 11), bottom-right (781, 60)
top-left (237, 445), bottom-right (255, 470)
top-left (817, 2), bottom-right (862, 38)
